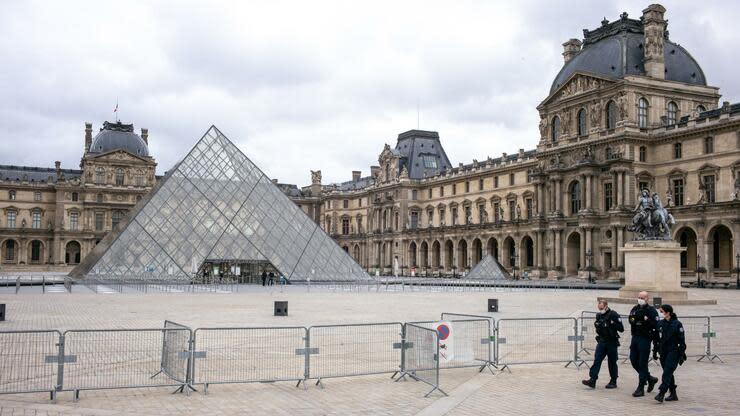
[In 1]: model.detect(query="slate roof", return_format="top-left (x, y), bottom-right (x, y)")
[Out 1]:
top-left (393, 130), bottom-right (452, 179)
top-left (551, 14), bottom-right (706, 94)
top-left (0, 165), bottom-right (81, 183)
top-left (88, 121), bottom-right (150, 157)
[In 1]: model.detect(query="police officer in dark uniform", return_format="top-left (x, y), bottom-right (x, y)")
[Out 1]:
top-left (628, 291), bottom-right (659, 397)
top-left (654, 304), bottom-right (687, 403)
top-left (582, 300), bottom-right (624, 389)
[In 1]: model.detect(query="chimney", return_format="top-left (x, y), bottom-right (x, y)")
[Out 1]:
top-left (55, 161), bottom-right (61, 179)
top-left (352, 170), bottom-right (361, 182)
top-left (271, 178), bottom-right (279, 184)
top-left (84, 122), bottom-right (93, 152)
top-left (140, 128), bottom-right (149, 145)
top-left (642, 4), bottom-right (667, 79)
top-left (370, 165), bottom-right (380, 178)
top-left (562, 38), bottom-right (582, 63)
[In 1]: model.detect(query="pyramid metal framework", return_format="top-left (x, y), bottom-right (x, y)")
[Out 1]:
top-left (465, 255), bottom-right (510, 280)
top-left (73, 126), bottom-right (370, 283)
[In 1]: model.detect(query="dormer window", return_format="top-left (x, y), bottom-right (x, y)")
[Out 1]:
top-left (606, 100), bottom-right (618, 129)
top-left (421, 154), bottom-right (438, 169)
top-left (551, 116), bottom-right (560, 142)
top-left (638, 97), bottom-right (649, 128)
top-left (577, 108), bottom-right (587, 136)
top-left (666, 101), bottom-right (678, 125)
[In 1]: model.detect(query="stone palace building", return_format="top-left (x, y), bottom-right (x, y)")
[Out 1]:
top-left (1, 4), bottom-right (738, 282)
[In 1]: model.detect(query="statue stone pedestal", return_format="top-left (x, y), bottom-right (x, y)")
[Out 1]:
top-left (602, 240), bottom-right (716, 305)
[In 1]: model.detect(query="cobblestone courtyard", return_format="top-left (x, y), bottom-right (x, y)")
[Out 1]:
top-left (1, 286), bottom-right (738, 415)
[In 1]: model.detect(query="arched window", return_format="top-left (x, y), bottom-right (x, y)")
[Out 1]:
top-left (551, 116), bottom-right (560, 142)
top-left (95, 167), bottom-right (105, 184)
top-left (570, 181), bottom-right (581, 215)
top-left (115, 168), bottom-right (125, 186)
top-left (606, 101), bottom-right (617, 129)
top-left (8, 190), bottom-right (16, 200)
top-left (638, 97), bottom-right (649, 128)
top-left (30, 240), bottom-right (42, 262)
top-left (112, 211), bottom-right (124, 230)
top-left (696, 105), bottom-right (706, 114)
top-left (666, 101), bottom-right (678, 125)
top-left (674, 143), bottom-right (682, 159)
top-left (4, 240), bottom-right (16, 261)
top-left (577, 108), bottom-right (587, 136)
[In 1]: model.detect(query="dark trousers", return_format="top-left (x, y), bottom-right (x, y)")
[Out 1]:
top-left (589, 342), bottom-right (619, 381)
top-left (658, 350), bottom-right (679, 393)
top-left (629, 336), bottom-right (653, 384)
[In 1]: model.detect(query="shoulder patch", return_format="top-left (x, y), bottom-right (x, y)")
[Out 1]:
top-left (679, 327), bottom-right (684, 332)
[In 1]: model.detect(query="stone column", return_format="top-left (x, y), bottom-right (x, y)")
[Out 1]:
top-left (586, 228), bottom-right (593, 256)
top-left (555, 180), bottom-right (562, 213)
top-left (611, 227), bottom-right (618, 270)
top-left (537, 183), bottom-right (544, 216)
top-left (586, 175), bottom-right (592, 210)
top-left (580, 230), bottom-right (586, 271)
top-left (618, 172), bottom-right (625, 207)
top-left (617, 227), bottom-right (624, 268)
top-left (555, 230), bottom-right (562, 268)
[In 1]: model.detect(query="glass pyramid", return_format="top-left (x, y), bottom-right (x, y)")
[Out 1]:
top-left (74, 126), bottom-right (370, 283)
top-left (466, 255), bottom-right (510, 280)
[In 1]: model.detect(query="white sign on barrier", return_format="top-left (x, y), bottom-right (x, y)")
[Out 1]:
top-left (435, 321), bottom-right (454, 362)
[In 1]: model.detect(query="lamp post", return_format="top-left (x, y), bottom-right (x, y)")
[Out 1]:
top-left (696, 254), bottom-right (703, 288)
top-left (586, 249), bottom-right (594, 284)
top-left (511, 252), bottom-right (518, 280)
top-left (734, 253), bottom-right (740, 290)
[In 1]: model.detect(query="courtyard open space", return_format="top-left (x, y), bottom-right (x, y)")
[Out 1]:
top-left (1, 286), bottom-right (738, 415)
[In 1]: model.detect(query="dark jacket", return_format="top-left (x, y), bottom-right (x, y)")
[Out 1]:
top-left (628, 304), bottom-right (659, 340)
top-left (594, 308), bottom-right (624, 345)
top-left (656, 318), bottom-right (687, 355)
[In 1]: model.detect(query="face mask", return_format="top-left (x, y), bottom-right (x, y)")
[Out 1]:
top-left (637, 299), bottom-right (646, 306)
top-left (597, 309), bottom-right (605, 314)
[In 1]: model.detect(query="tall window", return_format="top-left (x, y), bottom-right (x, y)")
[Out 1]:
top-left (427, 210), bottom-right (433, 227)
top-left (95, 212), bottom-right (104, 231)
top-left (666, 101), bottom-right (678, 125)
top-left (704, 137), bottom-right (714, 154)
top-left (69, 212), bottom-right (78, 231)
top-left (411, 190), bottom-right (417, 201)
top-left (525, 198), bottom-right (533, 219)
top-left (112, 211), bottom-right (123, 230)
top-left (577, 108), bottom-right (587, 136)
top-left (604, 183), bottom-right (613, 211)
top-left (452, 184), bottom-right (457, 195)
top-left (674, 143), bottom-right (682, 159)
top-left (551, 116), bottom-right (560, 142)
top-left (342, 218), bottom-right (350, 235)
top-left (451, 208), bottom-right (457, 226)
top-left (606, 101), bottom-right (617, 129)
top-left (31, 241), bottom-right (41, 262)
top-left (343, 199), bottom-right (348, 209)
top-left (639, 146), bottom-right (647, 162)
top-left (357, 217), bottom-right (363, 232)
top-left (703, 175), bottom-right (716, 203)
top-left (71, 192), bottom-right (78, 202)
top-left (34, 191), bottom-right (41, 202)
top-left (8, 190), bottom-right (16, 200)
top-left (465, 181), bottom-right (470, 193)
top-left (509, 173), bottom-right (515, 186)
top-left (570, 181), bottom-right (581, 214)
top-left (494, 176), bottom-right (499, 188)
top-left (7, 211), bottom-right (16, 228)
top-left (428, 189), bottom-right (432, 199)
top-left (439, 186), bottom-right (444, 197)
top-left (464, 206), bottom-right (472, 224)
top-left (673, 179), bottom-right (684, 206)
top-left (115, 168), bottom-right (125, 186)
top-left (493, 203), bottom-right (500, 222)
top-left (439, 209), bottom-right (445, 226)
top-left (4, 240), bottom-right (15, 261)
top-left (32, 210), bottom-right (41, 229)
top-left (479, 178), bottom-right (484, 191)
top-left (96, 193), bottom-right (103, 203)
top-left (135, 173), bottom-right (144, 186)
top-left (410, 212), bottom-right (418, 229)
top-left (95, 167), bottom-right (105, 184)
top-left (478, 204), bottom-right (485, 223)
top-left (638, 98), bottom-right (649, 128)
top-left (508, 200), bottom-right (516, 221)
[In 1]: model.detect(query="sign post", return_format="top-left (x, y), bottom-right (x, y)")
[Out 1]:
top-left (436, 321), bottom-right (454, 363)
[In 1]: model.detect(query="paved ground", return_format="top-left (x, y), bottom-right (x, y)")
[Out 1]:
top-left (0, 286), bottom-right (738, 415)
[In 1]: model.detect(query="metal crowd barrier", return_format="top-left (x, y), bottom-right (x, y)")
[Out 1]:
top-left (496, 317), bottom-right (581, 370)
top-left (307, 323), bottom-right (403, 386)
top-left (397, 323), bottom-right (445, 397)
top-left (707, 315), bottom-right (739, 362)
top-left (0, 330), bottom-right (62, 401)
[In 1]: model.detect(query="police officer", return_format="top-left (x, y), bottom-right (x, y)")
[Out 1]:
top-left (582, 300), bottom-right (624, 389)
top-left (628, 291), bottom-right (659, 397)
top-left (654, 304), bottom-right (687, 403)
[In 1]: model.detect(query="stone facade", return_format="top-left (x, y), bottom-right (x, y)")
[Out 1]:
top-left (0, 122), bottom-right (156, 271)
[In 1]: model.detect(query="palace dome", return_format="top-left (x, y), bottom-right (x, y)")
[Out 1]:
top-left (88, 121), bottom-right (149, 157)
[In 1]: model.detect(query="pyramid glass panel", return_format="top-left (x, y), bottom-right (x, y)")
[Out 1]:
top-left (73, 125), bottom-right (370, 284)
top-left (466, 255), bottom-right (510, 280)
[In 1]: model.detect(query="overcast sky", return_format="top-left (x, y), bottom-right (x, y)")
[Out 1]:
top-left (1, 0), bottom-right (738, 186)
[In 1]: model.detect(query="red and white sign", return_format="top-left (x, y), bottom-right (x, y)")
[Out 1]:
top-left (436, 321), bottom-right (454, 362)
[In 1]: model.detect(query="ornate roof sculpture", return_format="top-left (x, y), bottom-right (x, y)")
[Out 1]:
top-left (466, 255), bottom-right (510, 280)
top-left (70, 126), bottom-right (370, 283)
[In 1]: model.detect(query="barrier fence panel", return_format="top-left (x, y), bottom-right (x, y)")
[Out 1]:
top-left (496, 318), bottom-right (579, 368)
top-left (708, 315), bottom-right (740, 360)
top-left (679, 316), bottom-right (710, 360)
top-left (578, 311), bottom-right (597, 359)
top-left (399, 323), bottom-right (445, 397)
top-left (307, 323), bottom-right (403, 384)
top-left (192, 327), bottom-right (306, 393)
top-left (435, 314), bottom-right (496, 372)
top-left (0, 330), bottom-right (61, 400)
top-left (62, 328), bottom-right (191, 398)
top-left (156, 321), bottom-right (192, 390)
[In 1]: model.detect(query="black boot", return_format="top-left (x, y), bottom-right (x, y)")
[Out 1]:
top-left (655, 390), bottom-right (666, 403)
top-left (647, 376), bottom-right (658, 393)
top-left (632, 384), bottom-right (645, 397)
top-left (665, 386), bottom-right (678, 401)
top-left (605, 379), bottom-right (617, 389)
top-left (582, 378), bottom-right (596, 389)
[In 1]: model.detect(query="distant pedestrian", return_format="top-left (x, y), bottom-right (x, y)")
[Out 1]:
top-left (628, 291), bottom-right (659, 397)
top-left (654, 304), bottom-right (687, 403)
top-left (261, 271), bottom-right (267, 286)
top-left (268, 272), bottom-right (275, 286)
top-left (582, 300), bottom-right (624, 389)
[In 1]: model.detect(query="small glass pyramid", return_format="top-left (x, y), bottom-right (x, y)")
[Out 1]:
top-left (466, 255), bottom-right (510, 280)
top-left (74, 126), bottom-right (370, 283)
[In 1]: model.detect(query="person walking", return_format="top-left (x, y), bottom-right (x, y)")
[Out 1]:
top-left (268, 271), bottom-right (275, 286)
top-left (582, 300), bottom-right (624, 389)
top-left (261, 271), bottom-right (267, 286)
top-left (628, 291), bottom-right (659, 397)
top-left (654, 304), bottom-right (687, 403)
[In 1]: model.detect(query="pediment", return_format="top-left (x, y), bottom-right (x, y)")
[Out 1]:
top-left (697, 163), bottom-right (720, 173)
top-left (88, 149), bottom-right (150, 164)
top-left (541, 72), bottom-right (616, 106)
